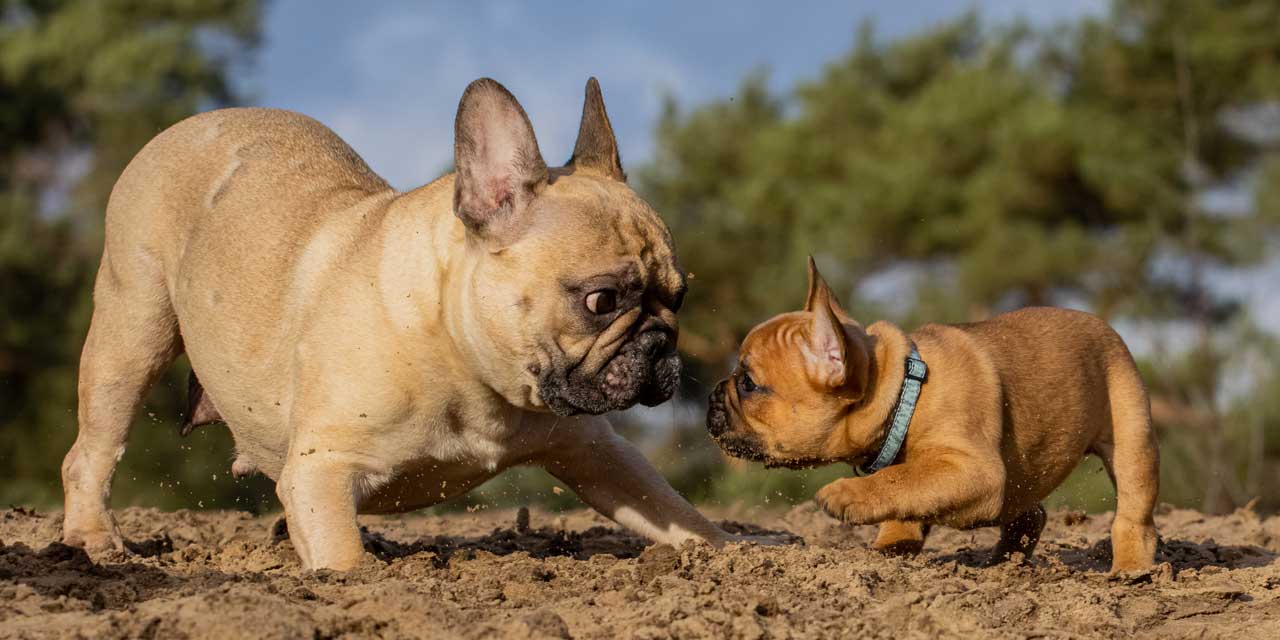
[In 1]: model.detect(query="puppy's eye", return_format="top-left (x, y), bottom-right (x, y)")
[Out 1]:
top-left (738, 371), bottom-right (758, 395)
top-left (585, 289), bottom-right (618, 315)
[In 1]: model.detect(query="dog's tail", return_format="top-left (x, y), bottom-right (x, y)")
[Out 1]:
top-left (1096, 339), bottom-right (1160, 569)
top-left (179, 370), bottom-right (223, 436)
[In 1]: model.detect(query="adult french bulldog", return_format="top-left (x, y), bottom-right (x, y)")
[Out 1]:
top-left (706, 258), bottom-right (1159, 572)
top-left (61, 77), bottom-right (740, 570)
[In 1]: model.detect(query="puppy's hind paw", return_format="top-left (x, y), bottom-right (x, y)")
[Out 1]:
top-left (874, 538), bottom-right (926, 557)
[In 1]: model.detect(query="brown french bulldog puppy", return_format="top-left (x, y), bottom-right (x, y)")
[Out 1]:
top-left (707, 258), bottom-right (1159, 572)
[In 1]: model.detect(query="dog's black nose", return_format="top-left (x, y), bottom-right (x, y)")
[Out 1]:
top-left (706, 380), bottom-right (730, 437)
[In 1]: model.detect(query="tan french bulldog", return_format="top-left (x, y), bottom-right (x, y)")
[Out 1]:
top-left (706, 258), bottom-right (1160, 572)
top-left (61, 77), bottom-right (744, 570)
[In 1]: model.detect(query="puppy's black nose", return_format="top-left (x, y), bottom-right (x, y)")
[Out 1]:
top-left (706, 380), bottom-right (730, 437)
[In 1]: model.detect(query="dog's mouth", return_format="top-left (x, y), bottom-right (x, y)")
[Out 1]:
top-left (762, 457), bottom-right (828, 470)
top-left (713, 432), bottom-right (769, 462)
top-left (537, 329), bottom-right (680, 416)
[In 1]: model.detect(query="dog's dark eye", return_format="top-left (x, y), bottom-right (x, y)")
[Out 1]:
top-left (585, 289), bottom-right (618, 315)
top-left (738, 371), bottom-right (758, 395)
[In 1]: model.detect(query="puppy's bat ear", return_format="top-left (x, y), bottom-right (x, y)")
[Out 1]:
top-left (804, 255), bottom-right (859, 325)
top-left (802, 257), bottom-right (870, 397)
top-left (804, 255), bottom-right (831, 312)
top-left (566, 77), bottom-right (625, 181)
top-left (453, 78), bottom-right (549, 242)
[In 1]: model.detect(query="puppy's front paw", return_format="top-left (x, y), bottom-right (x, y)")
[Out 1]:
top-left (815, 479), bottom-right (869, 524)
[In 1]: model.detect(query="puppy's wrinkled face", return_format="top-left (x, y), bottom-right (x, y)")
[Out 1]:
top-left (706, 257), bottom-right (872, 466)
top-left (472, 176), bottom-right (685, 415)
top-left (706, 313), bottom-right (849, 467)
top-left (450, 78), bottom-right (684, 416)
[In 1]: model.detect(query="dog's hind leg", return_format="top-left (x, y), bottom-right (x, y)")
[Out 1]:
top-left (1094, 357), bottom-right (1159, 573)
top-left (986, 504), bottom-right (1046, 565)
top-left (872, 521), bottom-right (931, 556)
top-left (61, 248), bottom-right (181, 554)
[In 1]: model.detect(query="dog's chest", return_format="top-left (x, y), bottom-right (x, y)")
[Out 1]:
top-left (358, 423), bottom-right (515, 513)
top-left (353, 402), bottom-right (526, 513)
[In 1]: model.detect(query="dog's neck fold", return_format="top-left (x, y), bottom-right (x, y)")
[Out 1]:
top-left (825, 321), bottom-right (914, 465)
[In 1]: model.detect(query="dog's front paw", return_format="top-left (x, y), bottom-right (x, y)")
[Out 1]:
top-left (63, 527), bottom-right (125, 556)
top-left (815, 479), bottom-right (870, 524)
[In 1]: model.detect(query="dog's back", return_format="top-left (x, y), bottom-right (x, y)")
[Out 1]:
top-left (917, 307), bottom-right (1158, 567)
top-left (84, 108), bottom-right (405, 477)
top-left (103, 108), bottom-right (392, 282)
top-left (947, 307), bottom-right (1146, 459)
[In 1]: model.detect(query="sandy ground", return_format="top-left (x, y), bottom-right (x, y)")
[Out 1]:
top-left (1, 503), bottom-right (1278, 639)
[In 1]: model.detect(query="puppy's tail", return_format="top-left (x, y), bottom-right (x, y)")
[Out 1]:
top-left (1097, 340), bottom-right (1160, 569)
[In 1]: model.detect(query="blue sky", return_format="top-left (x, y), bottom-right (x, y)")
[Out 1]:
top-left (233, 1), bottom-right (1278, 408)
top-left (242, 1), bottom-right (1105, 189)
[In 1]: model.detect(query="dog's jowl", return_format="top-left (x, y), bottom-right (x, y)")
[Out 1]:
top-left (707, 257), bottom-right (1160, 573)
top-left (61, 78), bottom-right (745, 570)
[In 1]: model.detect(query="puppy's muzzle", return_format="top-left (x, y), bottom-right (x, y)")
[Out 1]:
top-left (706, 380), bottom-right (731, 437)
top-left (706, 380), bottom-right (767, 461)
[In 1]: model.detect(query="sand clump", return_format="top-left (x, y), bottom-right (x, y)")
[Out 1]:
top-left (2, 503), bottom-right (1279, 639)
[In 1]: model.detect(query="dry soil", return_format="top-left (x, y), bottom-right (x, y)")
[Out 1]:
top-left (1, 503), bottom-right (1278, 639)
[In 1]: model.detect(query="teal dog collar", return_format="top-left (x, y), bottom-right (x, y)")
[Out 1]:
top-left (856, 344), bottom-right (927, 476)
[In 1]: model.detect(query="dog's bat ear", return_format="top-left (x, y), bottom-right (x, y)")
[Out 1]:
top-left (804, 255), bottom-right (859, 325)
top-left (802, 256), bottom-right (869, 396)
top-left (566, 77), bottom-right (625, 181)
top-left (453, 78), bottom-right (549, 241)
top-left (805, 256), bottom-right (841, 312)
top-left (803, 287), bottom-right (850, 389)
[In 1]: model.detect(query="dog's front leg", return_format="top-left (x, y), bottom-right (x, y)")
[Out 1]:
top-left (535, 417), bottom-right (732, 546)
top-left (815, 453), bottom-right (1002, 528)
top-left (276, 448), bottom-right (366, 571)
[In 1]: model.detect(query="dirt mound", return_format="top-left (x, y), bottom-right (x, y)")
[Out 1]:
top-left (2, 504), bottom-right (1278, 639)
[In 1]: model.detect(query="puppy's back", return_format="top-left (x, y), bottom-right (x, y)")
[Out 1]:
top-left (946, 305), bottom-right (1126, 364)
top-left (917, 307), bottom-right (1143, 516)
top-left (949, 306), bottom-right (1138, 398)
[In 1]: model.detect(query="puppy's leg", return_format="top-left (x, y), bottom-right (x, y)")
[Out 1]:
top-left (1096, 363), bottom-right (1159, 573)
top-left (816, 453), bottom-right (1002, 528)
top-left (536, 417), bottom-right (731, 546)
top-left (986, 504), bottom-right (1046, 565)
top-left (275, 449), bottom-right (365, 571)
top-left (872, 521), bottom-right (931, 556)
top-left (62, 251), bottom-right (180, 553)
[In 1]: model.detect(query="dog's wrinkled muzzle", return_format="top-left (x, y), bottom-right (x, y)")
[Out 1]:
top-left (539, 328), bottom-right (680, 416)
